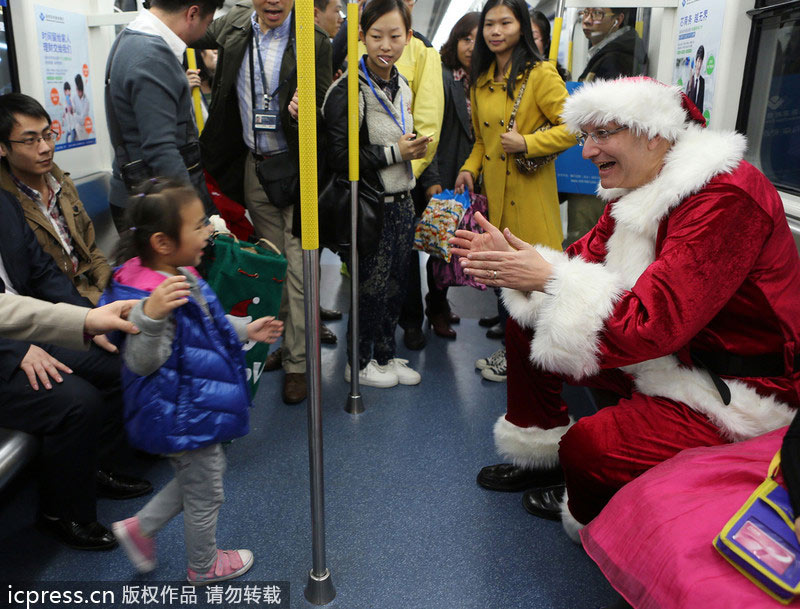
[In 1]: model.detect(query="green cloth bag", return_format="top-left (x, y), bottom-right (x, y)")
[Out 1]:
top-left (205, 234), bottom-right (287, 396)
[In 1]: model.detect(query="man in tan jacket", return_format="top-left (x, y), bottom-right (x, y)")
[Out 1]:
top-left (0, 94), bottom-right (111, 304)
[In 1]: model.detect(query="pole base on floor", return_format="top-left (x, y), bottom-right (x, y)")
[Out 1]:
top-left (304, 568), bottom-right (336, 605)
top-left (344, 393), bottom-right (364, 414)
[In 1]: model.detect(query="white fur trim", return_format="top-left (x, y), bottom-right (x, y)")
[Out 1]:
top-left (562, 78), bottom-right (690, 142)
top-left (493, 415), bottom-right (574, 469)
top-left (623, 356), bottom-right (796, 441)
top-left (560, 489), bottom-right (583, 545)
top-left (529, 256), bottom-right (626, 379)
top-left (501, 246), bottom-right (568, 329)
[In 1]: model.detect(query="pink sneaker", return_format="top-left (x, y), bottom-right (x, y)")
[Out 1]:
top-left (112, 516), bottom-right (156, 573)
top-left (187, 549), bottom-right (254, 586)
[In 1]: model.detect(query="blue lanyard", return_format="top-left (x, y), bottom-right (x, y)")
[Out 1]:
top-left (360, 57), bottom-right (405, 134)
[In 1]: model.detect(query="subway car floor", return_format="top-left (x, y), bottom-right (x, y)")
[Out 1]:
top-left (0, 253), bottom-right (620, 609)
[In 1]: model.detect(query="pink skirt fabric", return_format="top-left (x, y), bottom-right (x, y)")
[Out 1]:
top-left (581, 427), bottom-right (793, 609)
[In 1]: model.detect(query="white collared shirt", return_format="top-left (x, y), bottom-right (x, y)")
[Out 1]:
top-left (0, 252), bottom-right (17, 295)
top-left (127, 9), bottom-right (187, 62)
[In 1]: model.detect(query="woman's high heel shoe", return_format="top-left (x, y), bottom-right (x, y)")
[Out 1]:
top-left (427, 312), bottom-right (456, 339)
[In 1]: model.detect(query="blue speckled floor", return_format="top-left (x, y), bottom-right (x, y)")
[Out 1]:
top-left (0, 253), bottom-right (620, 609)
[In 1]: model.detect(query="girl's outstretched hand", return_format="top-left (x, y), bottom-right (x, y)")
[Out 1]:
top-left (247, 316), bottom-right (284, 344)
top-left (143, 275), bottom-right (190, 320)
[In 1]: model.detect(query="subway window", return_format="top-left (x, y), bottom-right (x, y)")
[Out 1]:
top-left (739, 0), bottom-right (800, 197)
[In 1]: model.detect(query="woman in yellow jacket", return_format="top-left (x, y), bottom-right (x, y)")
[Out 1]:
top-left (455, 0), bottom-right (574, 381)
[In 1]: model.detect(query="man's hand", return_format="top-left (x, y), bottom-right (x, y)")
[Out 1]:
top-left (186, 69), bottom-right (201, 90)
top-left (92, 334), bottom-right (119, 353)
top-left (500, 122), bottom-right (527, 154)
top-left (425, 184), bottom-right (443, 201)
top-left (454, 170), bottom-right (473, 194)
top-left (84, 300), bottom-right (140, 336)
top-left (20, 345), bottom-right (72, 391)
top-left (142, 275), bottom-right (190, 320)
top-left (451, 213), bottom-right (553, 292)
top-left (450, 211), bottom-right (512, 257)
top-left (247, 317), bottom-right (284, 344)
top-left (288, 89), bottom-right (299, 119)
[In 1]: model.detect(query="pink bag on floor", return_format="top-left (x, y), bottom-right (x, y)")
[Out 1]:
top-left (430, 192), bottom-right (488, 291)
top-left (581, 427), bottom-right (791, 609)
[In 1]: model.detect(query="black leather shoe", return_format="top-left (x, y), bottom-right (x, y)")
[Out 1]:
top-left (37, 515), bottom-right (118, 551)
top-left (479, 315), bottom-right (500, 328)
top-left (96, 470), bottom-right (153, 500)
top-left (403, 326), bottom-right (426, 350)
top-left (522, 484), bottom-right (566, 520)
top-left (477, 463), bottom-right (564, 492)
top-left (264, 346), bottom-right (283, 372)
top-left (486, 323), bottom-right (505, 339)
top-left (320, 307), bottom-right (343, 321)
top-left (320, 324), bottom-right (337, 345)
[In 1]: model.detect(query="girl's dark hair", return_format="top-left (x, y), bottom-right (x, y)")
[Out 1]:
top-left (114, 178), bottom-right (199, 265)
top-left (472, 0), bottom-right (544, 99)
top-left (529, 10), bottom-right (552, 55)
top-left (360, 0), bottom-right (411, 35)
top-left (440, 12), bottom-right (481, 71)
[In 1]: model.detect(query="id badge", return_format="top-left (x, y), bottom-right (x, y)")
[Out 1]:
top-left (253, 109), bottom-right (278, 131)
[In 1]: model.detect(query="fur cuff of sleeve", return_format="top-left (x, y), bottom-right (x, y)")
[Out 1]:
top-left (530, 256), bottom-right (625, 379)
top-left (501, 246), bottom-right (568, 329)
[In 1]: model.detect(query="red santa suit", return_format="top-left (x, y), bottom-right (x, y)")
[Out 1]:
top-left (496, 78), bottom-right (800, 540)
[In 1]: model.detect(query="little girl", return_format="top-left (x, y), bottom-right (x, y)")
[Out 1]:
top-left (100, 178), bottom-right (282, 584)
top-left (322, 0), bottom-right (429, 388)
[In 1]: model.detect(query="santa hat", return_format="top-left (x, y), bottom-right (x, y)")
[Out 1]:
top-left (561, 76), bottom-right (706, 142)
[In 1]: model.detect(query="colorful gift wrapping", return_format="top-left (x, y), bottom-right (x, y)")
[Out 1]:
top-left (413, 189), bottom-right (471, 262)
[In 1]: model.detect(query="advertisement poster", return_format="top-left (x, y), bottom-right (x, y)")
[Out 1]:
top-left (672, 0), bottom-right (726, 126)
top-left (555, 81), bottom-right (598, 195)
top-left (35, 5), bottom-right (95, 151)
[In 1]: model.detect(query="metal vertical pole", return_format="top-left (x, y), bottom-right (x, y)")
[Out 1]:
top-left (302, 254), bottom-right (335, 604)
top-left (296, 0), bottom-right (334, 603)
top-left (344, 0), bottom-right (364, 415)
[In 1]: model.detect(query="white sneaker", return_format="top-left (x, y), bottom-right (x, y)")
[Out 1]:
top-left (480, 349), bottom-right (507, 382)
top-left (389, 358), bottom-right (421, 385)
top-left (476, 347), bottom-right (506, 371)
top-left (344, 360), bottom-right (399, 388)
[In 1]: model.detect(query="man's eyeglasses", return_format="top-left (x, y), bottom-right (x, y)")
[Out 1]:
top-left (577, 125), bottom-right (628, 146)
top-left (578, 9), bottom-right (613, 21)
top-left (8, 132), bottom-right (56, 147)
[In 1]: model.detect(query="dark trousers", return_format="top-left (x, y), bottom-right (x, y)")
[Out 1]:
top-left (348, 196), bottom-right (415, 369)
top-left (0, 344), bottom-right (131, 522)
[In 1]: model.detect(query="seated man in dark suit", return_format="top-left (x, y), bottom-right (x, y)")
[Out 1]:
top-left (0, 188), bottom-right (150, 551)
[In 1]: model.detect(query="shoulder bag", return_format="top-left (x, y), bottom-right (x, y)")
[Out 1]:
top-left (508, 69), bottom-right (559, 175)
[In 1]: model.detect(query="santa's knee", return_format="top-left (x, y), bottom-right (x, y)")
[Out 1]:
top-left (558, 417), bottom-right (608, 478)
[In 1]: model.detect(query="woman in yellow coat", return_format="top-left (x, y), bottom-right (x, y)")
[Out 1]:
top-left (456, 0), bottom-right (574, 250)
top-left (455, 0), bottom-right (575, 381)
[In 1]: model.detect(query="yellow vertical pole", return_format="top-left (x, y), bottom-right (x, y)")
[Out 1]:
top-left (297, 0), bottom-right (335, 605)
top-left (186, 48), bottom-right (205, 134)
top-left (344, 0), bottom-right (365, 416)
top-left (549, 16), bottom-right (563, 66)
top-left (297, 3), bottom-right (319, 250)
top-left (549, 0), bottom-right (565, 66)
top-left (347, 3), bottom-right (359, 183)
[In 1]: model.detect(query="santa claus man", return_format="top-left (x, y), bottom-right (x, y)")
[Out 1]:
top-left (451, 76), bottom-right (800, 541)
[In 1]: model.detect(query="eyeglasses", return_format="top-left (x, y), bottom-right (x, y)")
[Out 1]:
top-left (7, 132), bottom-right (56, 147)
top-left (577, 125), bottom-right (628, 146)
top-left (578, 9), bottom-right (613, 21)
